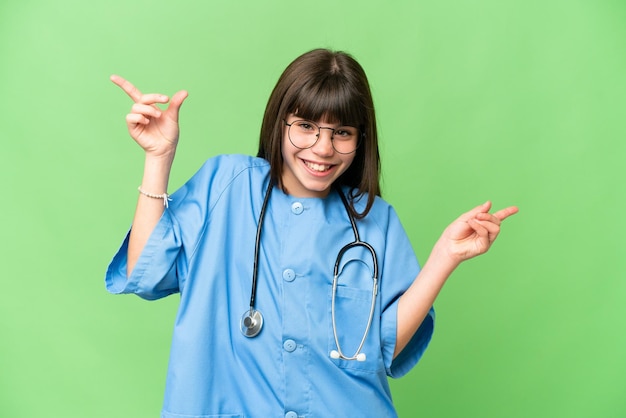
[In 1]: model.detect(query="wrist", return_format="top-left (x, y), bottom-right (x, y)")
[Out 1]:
top-left (144, 150), bottom-right (176, 166)
top-left (139, 153), bottom-right (174, 197)
top-left (427, 239), bottom-right (462, 275)
top-left (138, 186), bottom-right (172, 208)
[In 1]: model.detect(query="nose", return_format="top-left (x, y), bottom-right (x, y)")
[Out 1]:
top-left (312, 127), bottom-right (335, 156)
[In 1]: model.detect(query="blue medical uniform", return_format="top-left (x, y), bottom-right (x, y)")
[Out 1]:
top-left (106, 154), bottom-right (434, 418)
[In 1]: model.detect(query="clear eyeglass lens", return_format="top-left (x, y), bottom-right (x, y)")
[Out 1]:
top-left (288, 120), bottom-right (359, 154)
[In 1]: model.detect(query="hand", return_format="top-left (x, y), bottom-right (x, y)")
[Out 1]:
top-left (110, 75), bottom-right (188, 158)
top-left (439, 201), bottom-right (519, 264)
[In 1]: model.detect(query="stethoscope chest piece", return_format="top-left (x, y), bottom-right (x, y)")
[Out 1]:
top-left (241, 309), bottom-right (263, 338)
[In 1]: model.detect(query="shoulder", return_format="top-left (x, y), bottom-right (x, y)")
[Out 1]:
top-left (188, 154), bottom-right (270, 189)
top-left (170, 154), bottom-right (269, 208)
top-left (350, 190), bottom-right (399, 224)
top-left (198, 154), bottom-right (270, 178)
top-left (351, 192), bottom-right (415, 245)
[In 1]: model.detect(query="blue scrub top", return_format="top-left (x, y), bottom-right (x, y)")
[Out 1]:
top-left (106, 154), bottom-right (434, 418)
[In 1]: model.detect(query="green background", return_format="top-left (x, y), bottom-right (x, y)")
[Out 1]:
top-left (1, 0), bottom-right (624, 417)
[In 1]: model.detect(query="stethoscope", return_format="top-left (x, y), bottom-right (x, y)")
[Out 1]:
top-left (240, 181), bottom-right (379, 362)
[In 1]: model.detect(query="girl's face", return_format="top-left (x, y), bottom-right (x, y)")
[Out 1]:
top-left (280, 114), bottom-right (357, 198)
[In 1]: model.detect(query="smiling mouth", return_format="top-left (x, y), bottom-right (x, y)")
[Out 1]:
top-left (303, 160), bottom-right (333, 172)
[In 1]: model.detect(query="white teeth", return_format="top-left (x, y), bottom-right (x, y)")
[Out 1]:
top-left (305, 161), bottom-right (331, 172)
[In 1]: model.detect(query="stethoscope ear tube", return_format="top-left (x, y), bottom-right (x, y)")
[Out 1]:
top-left (330, 262), bottom-right (378, 362)
top-left (329, 187), bottom-right (379, 362)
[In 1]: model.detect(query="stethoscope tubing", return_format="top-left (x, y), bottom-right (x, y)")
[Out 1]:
top-left (240, 180), bottom-right (274, 338)
top-left (241, 181), bottom-right (379, 363)
top-left (250, 180), bottom-right (274, 310)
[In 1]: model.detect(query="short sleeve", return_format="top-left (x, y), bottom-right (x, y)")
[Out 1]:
top-left (105, 209), bottom-right (183, 300)
top-left (388, 306), bottom-right (435, 378)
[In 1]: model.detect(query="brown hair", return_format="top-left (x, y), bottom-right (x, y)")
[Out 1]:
top-left (257, 48), bottom-right (381, 218)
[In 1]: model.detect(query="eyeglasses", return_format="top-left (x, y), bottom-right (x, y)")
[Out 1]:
top-left (284, 119), bottom-right (360, 154)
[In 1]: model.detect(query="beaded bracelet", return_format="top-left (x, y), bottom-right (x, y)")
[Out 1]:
top-left (138, 186), bottom-right (172, 208)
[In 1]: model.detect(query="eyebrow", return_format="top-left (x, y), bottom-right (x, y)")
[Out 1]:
top-left (290, 116), bottom-right (356, 128)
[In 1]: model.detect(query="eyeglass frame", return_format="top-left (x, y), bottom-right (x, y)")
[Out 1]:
top-left (283, 119), bottom-right (362, 155)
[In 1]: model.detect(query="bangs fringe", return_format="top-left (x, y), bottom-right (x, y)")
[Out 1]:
top-left (290, 76), bottom-right (366, 128)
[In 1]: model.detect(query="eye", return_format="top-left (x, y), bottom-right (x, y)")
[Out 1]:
top-left (334, 127), bottom-right (357, 139)
top-left (295, 121), bottom-right (316, 131)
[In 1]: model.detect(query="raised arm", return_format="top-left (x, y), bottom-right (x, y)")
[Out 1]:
top-left (394, 202), bottom-right (519, 357)
top-left (110, 75), bottom-right (188, 276)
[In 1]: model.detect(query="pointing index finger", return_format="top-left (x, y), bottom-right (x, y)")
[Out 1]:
top-left (110, 74), bottom-right (143, 102)
top-left (493, 206), bottom-right (519, 222)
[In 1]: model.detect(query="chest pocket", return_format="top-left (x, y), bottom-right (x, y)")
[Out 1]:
top-left (327, 251), bottom-right (383, 373)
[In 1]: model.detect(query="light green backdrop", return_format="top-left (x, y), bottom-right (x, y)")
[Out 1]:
top-left (1, 1), bottom-right (624, 417)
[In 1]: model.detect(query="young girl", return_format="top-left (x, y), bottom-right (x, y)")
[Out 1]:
top-left (106, 48), bottom-right (517, 418)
